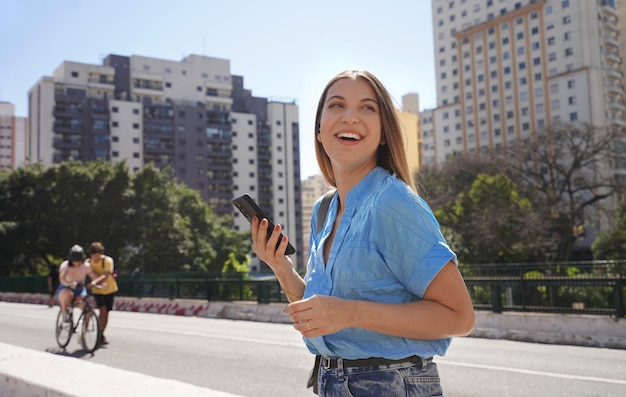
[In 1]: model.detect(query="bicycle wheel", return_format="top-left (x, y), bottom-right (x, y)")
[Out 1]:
top-left (55, 308), bottom-right (73, 348)
top-left (80, 307), bottom-right (100, 353)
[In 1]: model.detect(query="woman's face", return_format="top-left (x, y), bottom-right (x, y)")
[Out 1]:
top-left (317, 77), bottom-right (382, 176)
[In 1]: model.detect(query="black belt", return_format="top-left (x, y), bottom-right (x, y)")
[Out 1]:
top-left (321, 355), bottom-right (432, 369)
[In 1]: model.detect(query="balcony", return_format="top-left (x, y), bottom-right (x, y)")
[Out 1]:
top-left (53, 136), bottom-right (82, 149)
top-left (87, 77), bottom-right (114, 89)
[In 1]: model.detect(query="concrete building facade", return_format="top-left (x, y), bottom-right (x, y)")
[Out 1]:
top-left (423, 0), bottom-right (626, 180)
top-left (0, 102), bottom-right (28, 171)
top-left (27, 54), bottom-right (303, 271)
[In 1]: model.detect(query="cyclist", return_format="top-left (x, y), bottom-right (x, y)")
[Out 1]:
top-left (55, 244), bottom-right (101, 321)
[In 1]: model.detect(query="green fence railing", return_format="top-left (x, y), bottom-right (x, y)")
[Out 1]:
top-left (0, 272), bottom-right (288, 304)
top-left (1, 260), bottom-right (625, 317)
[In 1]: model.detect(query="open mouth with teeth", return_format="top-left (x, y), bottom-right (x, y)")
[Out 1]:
top-left (337, 132), bottom-right (362, 141)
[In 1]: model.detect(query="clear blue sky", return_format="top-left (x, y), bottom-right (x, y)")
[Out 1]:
top-left (1, 0), bottom-right (436, 179)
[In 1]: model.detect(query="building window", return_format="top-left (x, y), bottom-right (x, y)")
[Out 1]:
top-left (570, 112), bottom-right (578, 121)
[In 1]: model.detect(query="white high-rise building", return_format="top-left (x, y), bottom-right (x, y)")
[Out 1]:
top-left (423, 0), bottom-right (626, 183)
top-left (28, 54), bottom-right (304, 270)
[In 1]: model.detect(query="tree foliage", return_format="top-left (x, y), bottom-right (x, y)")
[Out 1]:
top-left (501, 124), bottom-right (625, 261)
top-left (419, 156), bottom-right (551, 263)
top-left (0, 161), bottom-right (251, 276)
top-left (592, 199), bottom-right (626, 260)
top-left (417, 123), bottom-right (625, 263)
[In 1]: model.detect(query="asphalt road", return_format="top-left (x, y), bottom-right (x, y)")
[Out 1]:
top-left (1, 302), bottom-right (625, 397)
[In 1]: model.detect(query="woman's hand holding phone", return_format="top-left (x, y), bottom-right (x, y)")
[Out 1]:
top-left (250, 216), bottom-right (294, 272)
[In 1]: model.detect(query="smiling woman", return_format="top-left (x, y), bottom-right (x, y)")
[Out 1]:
top-left (247, 69), bottom-right (475, 396)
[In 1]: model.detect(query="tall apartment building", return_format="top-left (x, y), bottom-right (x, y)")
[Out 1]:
top-left (300, 174), bottom-right (334, 263)
top-left (398, 93), bottom-right (422, 175)
top-left (423, 0), bottom-right (626, 186)
top-left (0, 102), bottom-right (28, 171)
top-left (28, 54), bottom-right (303, 271)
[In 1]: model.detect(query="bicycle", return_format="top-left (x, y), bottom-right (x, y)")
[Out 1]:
top-left (55, 285), bottom-right (101, 353)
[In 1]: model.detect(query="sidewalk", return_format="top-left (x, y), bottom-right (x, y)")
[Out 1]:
top-left (0, 342), bottom-right (244, 397)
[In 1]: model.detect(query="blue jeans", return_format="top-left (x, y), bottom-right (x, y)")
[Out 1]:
top-left (55, 283), bottom-right (87, 299)
top-left (317, 360), bottom-right (443, 397)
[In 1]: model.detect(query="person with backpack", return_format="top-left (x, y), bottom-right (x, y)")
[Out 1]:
top-left (86, 242), bottom-right (118, 345)
top-left (250, 70), bottom-right (475, 396)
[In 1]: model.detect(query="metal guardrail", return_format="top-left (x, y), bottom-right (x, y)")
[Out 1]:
top-left (1, 261), bottom-right (625, 317)
top-left (462, 260), bottom-right (625, 317)
top-left (0, 273), bottom-right (288, 304)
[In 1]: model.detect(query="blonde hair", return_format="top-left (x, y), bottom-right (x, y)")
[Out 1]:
top-left (314, 70), bottom-right (417, 193)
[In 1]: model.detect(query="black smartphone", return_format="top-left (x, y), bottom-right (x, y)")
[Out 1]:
top-left (232, 194), bottom-right (296, 255)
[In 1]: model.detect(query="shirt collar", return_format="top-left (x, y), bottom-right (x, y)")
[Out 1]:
top-left (344, 166), bottom-right (391, 210)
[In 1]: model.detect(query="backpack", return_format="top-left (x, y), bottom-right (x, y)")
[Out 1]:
top-left (317, 189), bottom-right (336, 234)
top-left (96, 255), bottom-right (117, 278)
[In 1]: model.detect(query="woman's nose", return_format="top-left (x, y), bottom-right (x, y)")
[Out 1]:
top-left (340, 108), bottom-right (359, 124)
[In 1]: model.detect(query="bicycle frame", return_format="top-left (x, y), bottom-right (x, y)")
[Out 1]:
top-left (55, 294), bottom-right (100, 353)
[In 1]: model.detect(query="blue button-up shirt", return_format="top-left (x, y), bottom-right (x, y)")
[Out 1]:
top-left (304, 167), bottom-right (456, 359)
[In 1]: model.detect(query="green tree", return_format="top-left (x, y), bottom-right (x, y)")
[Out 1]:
top-left (418, 154), bottom-right (553, 264)
top-left (0, 162), bottom-right (250, 276)
top-left (592, 199), bottom-right (626, 260)
top-left (503, 124), bottom-right (625, 261)
top-left (435, 173), bottom-right (543, 263)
